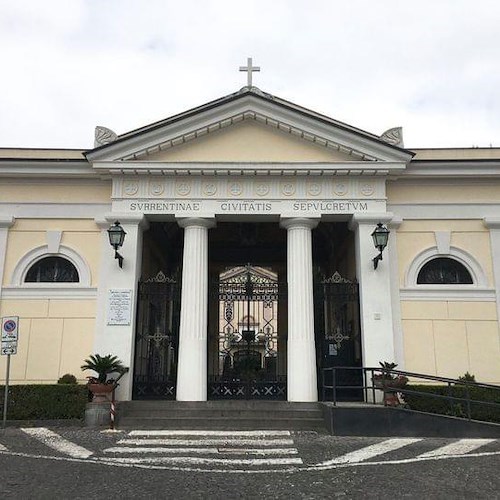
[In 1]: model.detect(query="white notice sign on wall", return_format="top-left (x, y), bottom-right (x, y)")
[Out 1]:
top-left (107, 289), bottom-right (132, 326)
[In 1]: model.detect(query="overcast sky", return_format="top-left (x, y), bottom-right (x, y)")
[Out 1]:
top-left (1, 0), bottom-right (499, 150)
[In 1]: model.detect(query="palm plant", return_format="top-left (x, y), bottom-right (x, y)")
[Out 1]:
top-left (81, 354), bottom-right (127, 384)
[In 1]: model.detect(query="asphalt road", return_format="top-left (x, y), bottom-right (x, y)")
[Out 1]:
top-left (0, 428), bottom-right (499, 499)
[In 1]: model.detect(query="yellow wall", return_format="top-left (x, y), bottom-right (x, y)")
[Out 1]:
top-left (387, 181), bottom-right (500, 204)
top-left (396, 218), bottom-right (500, 384)
top-left (0, 299), bottom-right (96, 383)
top-left (0, 180), bottom-right (111, 203)
top-left (396, 220), bottom-right (493, 287)
top-left (0, 217), bottom-right (101, 383)
top-left (145, 120), bottom-right (357, 162)
top-left (3, 219), bottom-right (102, 287)
top-left (401, 301), bottom-right (500, 384)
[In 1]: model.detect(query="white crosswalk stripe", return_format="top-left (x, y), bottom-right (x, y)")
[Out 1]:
top-left (0, 443), bottom-right (8, 451)
top-left (101, 429), bottom-right (302, 468)
top-left (117, 438), bottom-right (295, 446)
top-left (21, 427), bottom-right (93, 459)
top-left (128, 430), bottom-right (291, 437)
top-left (417, 438), bottom-right (496, 458)
top-left (318, 438), bottom-right (422, 466)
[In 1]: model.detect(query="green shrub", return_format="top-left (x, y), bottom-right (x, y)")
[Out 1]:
top-left (401, 384), bottom-right (500, 423)
top-left (57, 374), bottom-right (78, 385)
top-left (0, 384), bottom-right (88, 420)
top-left (458, 372), bottom-right (476, 383)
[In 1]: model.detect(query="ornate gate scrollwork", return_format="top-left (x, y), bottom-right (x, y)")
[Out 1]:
top-left (209, 265), bottom-right (286, 400)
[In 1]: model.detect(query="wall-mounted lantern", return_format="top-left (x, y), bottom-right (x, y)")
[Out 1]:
top-left (371, 222), bottom-right (390, 269)
top-left (107, 221), bottom-right (126, 268)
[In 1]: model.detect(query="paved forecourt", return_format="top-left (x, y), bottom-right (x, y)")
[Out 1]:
top-left (0, 428), bottom-right (499, 474)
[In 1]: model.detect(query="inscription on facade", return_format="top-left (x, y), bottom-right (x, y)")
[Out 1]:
top-left (124, 199), bottom-right (373, 214)
top-left (107, 289), bottom-right (133, 326)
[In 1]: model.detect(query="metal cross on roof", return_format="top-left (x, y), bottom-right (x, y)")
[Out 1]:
top-left (239, 57), bottom-right (260, 87)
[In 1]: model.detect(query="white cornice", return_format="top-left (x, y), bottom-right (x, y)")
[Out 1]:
top-left (86, 95), bottom-right (413, 164)
top-left (0, 160), bottom-right (95, 178)
top-left (93, 161), bottom-right (405, 176)
top-left (401, 160), bottom-right (500, 178)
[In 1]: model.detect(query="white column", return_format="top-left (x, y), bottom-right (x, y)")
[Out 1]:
top-left (0, 216), bottom-right (15, 300)
top-left (349, 213), bottom-right (395, 369)
top-left (483, 218), bottom-right (500, 342)
top-left (176, 217), bottom-right (215, 401)
top-left (93, 214), bottom-right (148, 401)
top-left (280, 218), bottom-right (318, 402)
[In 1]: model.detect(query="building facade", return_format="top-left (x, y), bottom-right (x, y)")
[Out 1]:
top-left (1, 86), bottom-right (499, 402)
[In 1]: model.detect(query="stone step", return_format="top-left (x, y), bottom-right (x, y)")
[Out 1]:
top-left (120, 401), bottom-right (320, 410)
top-left (119, 408), bottom-right (323, 419)
top-left (120, 409), bottom-right (323, 419)
top-left (116, 401), bottom-right (327, 431)
top-left (117, 416), bottom-right (326, 431)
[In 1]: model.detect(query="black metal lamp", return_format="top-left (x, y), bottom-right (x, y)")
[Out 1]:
top-left (107, 221), bottom-right (126, 268)
top-left (371, 222), bottom-right (390, 269)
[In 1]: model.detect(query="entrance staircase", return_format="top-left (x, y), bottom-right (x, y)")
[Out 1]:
top-left (116, 401), bottom-right (327, 431)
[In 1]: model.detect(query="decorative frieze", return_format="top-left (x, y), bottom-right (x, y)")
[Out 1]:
top-left (112, 176), bottom-right (386, 216)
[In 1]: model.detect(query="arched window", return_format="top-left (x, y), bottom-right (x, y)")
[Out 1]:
top-left (417, 257), bottom-right (473, 285)
top-left (25, 256), bottom-right (79, 283)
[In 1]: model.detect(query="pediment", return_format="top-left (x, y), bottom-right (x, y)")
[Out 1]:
top-left (86, 90), bottom-right (413, 165)
top-left (143, 120), bottom-right (356, 162)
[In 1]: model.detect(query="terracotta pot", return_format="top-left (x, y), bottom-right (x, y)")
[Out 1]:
top-left (88, 383), bottom-right (115, 402)
top-left (383, 391), bottom-right (401, 407)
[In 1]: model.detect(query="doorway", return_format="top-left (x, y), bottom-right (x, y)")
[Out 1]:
top-left (313, 222), bottom-right (363, 401)
top-left (208, 222), bottom-right (287, 399)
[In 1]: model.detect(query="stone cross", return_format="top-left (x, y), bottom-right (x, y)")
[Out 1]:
top-left (239, 57), bottom-right (260, 87)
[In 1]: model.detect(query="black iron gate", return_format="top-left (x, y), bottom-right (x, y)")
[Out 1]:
top-left (133, 271), bottom-right (180, 400)
top-left (209, 265), bottom-right (287, 399)
top-left (314, 271), bottom-right (363, 401)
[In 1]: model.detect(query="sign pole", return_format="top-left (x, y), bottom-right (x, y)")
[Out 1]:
top-left (2, 354), bottom-right (10, 429)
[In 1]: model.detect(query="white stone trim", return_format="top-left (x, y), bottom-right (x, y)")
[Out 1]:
top-left (10, 245), bottom-right (92, 287)
top-left (387, 203), bottom-right (500, 219)
top-left (404, 246), bottom-right (488, 290)
top-left (400, 288), bottom-right (496, 301)
top-left (94, 160), bottom-right (403, 177)
top-left (404, 160), bottom-right (500, 178)
top-left (0, 160), bottom-right (94, 178)
top-left (0, 203), bottom-right (111, 218)
top-left (388, 216), bottom-right (405, 368)
top-left (1, 286), bottom-right (97, 299)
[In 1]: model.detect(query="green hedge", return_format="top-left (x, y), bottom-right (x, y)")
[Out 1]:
top-left (0, 385), bottom-right (88, 420)
top-left (401, 384), bottom-right (500, 423)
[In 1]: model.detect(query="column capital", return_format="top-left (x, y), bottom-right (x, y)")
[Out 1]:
top-left (280, 217), bottom-right (319, 230)
top-left (0, 215), bottom-right (15, 229)
top-left (177, 217), bottom-right (216, 230)
top-left (483, 217), bottom-right (500, 229)
top-left (388, 215), bottom-right (403, 229)
top-left (348, 212), bottom-right (394, 231)
top-left (94, 213), bottom-right (149, 230)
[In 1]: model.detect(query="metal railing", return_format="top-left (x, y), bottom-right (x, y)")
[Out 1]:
top-left (321, 366), bottom-right (500, 423)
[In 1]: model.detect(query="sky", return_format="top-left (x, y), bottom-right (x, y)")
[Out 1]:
top-left (1, 0), bottom-right (499, 150)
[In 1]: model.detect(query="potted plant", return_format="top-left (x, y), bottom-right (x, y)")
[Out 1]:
top-left (372, 362), bottom-right (408, 407)
top-left (81, 354), bottom-right (127, 402)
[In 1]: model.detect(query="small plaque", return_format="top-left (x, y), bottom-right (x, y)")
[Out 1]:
top-left (329, 343), bottom-right (338, 356)
top-left (107, 289), bottom-right (132, 326)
